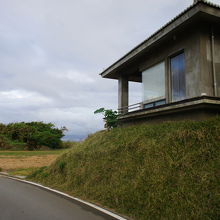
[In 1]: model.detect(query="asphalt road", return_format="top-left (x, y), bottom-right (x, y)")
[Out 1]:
top-left (0, 176), bottom-right (118, 220)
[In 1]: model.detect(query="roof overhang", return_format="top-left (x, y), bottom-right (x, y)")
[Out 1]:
top-left (100, 1), bottom-right (220, 81)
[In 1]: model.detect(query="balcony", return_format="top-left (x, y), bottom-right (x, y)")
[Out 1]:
top-left (118, 97), bottom-right (166, 114)
top-left (117, 96), bottom-right (220, 126)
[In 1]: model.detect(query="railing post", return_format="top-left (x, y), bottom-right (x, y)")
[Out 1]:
top-left (118, 76), bottom-right (128, 114)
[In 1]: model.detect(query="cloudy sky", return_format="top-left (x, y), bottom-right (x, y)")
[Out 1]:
top-left (0, 0), bottom-right (219, 140)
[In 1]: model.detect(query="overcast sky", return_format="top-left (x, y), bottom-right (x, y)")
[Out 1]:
top-left (1, 0), bottom-right (219, 140)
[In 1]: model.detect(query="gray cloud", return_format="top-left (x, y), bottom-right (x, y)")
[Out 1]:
top-left (1, 0), bottom-right (218, 140)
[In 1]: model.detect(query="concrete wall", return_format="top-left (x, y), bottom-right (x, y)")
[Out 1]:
top-left (214, 29), bottom-right (220, 96)
top-left (199, 25), bottom-right (214, 97)
top-left (119, 108), bottom-right (220, 127)
top-left (200, 25), bottom-right (220, 98)
top-left (201, 27), bottom-right (213, 97)
top-left (137, 27), bottom-right (203, 103)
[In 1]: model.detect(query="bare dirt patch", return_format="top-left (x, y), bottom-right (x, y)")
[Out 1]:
top-left (0, 155), bottom-right (58, 171)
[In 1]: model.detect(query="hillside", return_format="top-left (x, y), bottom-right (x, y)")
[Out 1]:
top-left (28, 117), bottom-right (220, 220)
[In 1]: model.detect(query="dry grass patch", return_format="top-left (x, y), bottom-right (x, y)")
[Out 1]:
top-left (0, 155), bottom-right (58, 171)
top-left (0, 150), bottom-right (65, 172)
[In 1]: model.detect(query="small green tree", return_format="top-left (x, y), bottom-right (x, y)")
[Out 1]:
top-left (94, 108), bottom-right (118, 130)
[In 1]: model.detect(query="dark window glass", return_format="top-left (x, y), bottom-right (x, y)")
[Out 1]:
top-left (144, 103), bottom-right (154, 109)
top-left (171, 53), bottom-right (186, 101)
top-left (155, 99), bottom-right (166, 106)
top-left (144, 99), bottom-right (166, 109)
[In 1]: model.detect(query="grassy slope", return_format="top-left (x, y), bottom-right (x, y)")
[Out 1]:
top-left (28, 118), bottom-right (220, 220)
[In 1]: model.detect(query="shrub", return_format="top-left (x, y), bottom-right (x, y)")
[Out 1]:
top-left (94, 108), bottom-right (118, 130)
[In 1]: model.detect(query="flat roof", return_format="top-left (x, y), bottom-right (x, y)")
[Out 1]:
top-left (100, 0), bottom-right (220, 79)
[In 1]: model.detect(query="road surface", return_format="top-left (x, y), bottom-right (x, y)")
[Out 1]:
top-left (0, 176), bottom-right (118, 220)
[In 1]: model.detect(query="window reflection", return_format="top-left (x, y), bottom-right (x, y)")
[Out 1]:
top-left (171, 53), bottom-right (186, 101)
top-left (142, 61), bottom-right (165, 102)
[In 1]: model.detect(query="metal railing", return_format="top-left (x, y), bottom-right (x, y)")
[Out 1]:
top-left (118, 102), bottom-right (142, 114)
top-left (118, 97), bottom-right (166, 114)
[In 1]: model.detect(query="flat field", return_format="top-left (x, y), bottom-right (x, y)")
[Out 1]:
top-left (0, 150), bottom-right (66, 175)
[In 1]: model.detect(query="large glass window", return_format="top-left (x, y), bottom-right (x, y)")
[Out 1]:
top-left (171, 52), bottom-right (186, 101)
top-left (142, 61), bottom-right (165, 102)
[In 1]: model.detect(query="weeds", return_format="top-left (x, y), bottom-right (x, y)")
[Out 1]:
top-left (58, 161), bottom-right (66, 172)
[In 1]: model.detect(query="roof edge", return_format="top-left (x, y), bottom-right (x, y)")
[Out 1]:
top-left (100, 0), bottom-right (220, 78)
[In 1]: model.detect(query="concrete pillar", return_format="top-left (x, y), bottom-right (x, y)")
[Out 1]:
top-left (118, 76), bottom-right (128, 114)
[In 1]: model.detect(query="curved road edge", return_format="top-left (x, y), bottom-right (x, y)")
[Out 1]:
top-left (0, 173), bottom-right (128, 220)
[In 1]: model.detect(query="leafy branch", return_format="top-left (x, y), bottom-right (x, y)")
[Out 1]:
top-left (94, 108), bottom-right (118, 130)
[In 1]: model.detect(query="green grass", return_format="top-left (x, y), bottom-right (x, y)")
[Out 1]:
top-left (28, 117), bottom-right (220, 220)
top-left (0, 150), bottom-right (67, 158)
top-left (8, 167), bottom-right (40, 176)
top-left (62, 141), bottom-right (79, 149)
